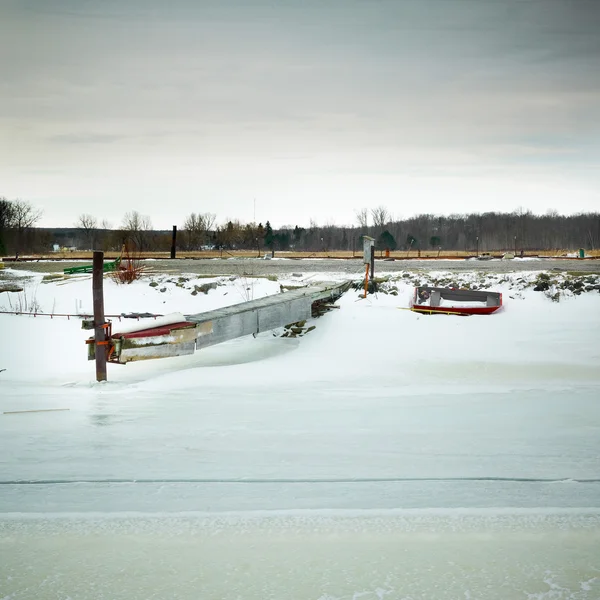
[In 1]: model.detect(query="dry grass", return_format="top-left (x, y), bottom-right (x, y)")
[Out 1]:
top-left (7, 248), bottom-right (600, 261)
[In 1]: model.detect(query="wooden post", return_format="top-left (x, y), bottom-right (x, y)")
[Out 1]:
top-left (362, 236), bottom-right (375, 291)
top-left (170, 226), bottom-right (177, 259)
top-left (93, 251), bottom-right (107, 382)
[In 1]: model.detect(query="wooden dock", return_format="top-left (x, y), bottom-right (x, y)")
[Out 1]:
top-left (88, 281), bottom-right (351, 364)
top-left (186, 282), bottom-right (350, 351)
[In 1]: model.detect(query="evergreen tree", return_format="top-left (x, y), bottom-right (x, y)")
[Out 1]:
top-left (293, 225), bottom-right (304, 247)
top-left (276, 231), bottom-right (291, 250)
top-left (264, 221), bottom-right (274, 249)
top-left (377, 230), bottom-right (397, 251)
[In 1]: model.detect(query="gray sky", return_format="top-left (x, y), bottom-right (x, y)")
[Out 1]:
top-left (1, 0), bottom-right (599, 228)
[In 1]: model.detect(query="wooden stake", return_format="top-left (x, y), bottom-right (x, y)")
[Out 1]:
top-left (93, 251), bottom-right (107, 382)
top-left (170, 225), bottom-right (177, 259)
top-left (364, 263), bottom-right (370, 298)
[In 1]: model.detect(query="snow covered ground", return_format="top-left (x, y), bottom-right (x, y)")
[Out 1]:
top-left (1, 268), bottom-right (599, 599)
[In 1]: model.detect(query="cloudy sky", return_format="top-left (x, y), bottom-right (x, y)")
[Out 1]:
top-left (1, 0), bottom-right (599, 228)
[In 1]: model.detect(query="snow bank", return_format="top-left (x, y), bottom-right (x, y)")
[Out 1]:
top-left (1, 268), bottom-right (598, 388)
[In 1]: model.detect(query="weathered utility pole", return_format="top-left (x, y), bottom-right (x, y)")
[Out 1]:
top-left (171, 225), bottom-right (177, 259)
top-left (92, 251), bottom-right (107, 382)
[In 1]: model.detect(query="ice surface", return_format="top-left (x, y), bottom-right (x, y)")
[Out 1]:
top-left (1, 513), bottom-right (599, 600)
top-left (1, 268), bottom-right (599, 599)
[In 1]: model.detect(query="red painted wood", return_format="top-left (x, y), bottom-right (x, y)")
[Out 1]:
top-left (119, 322), bottom-right (197, 339)
top-left (411, 305), bottom-right (501, 315)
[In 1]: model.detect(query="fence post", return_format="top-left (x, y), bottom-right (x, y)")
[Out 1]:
top-left (93, 251), bottom-right (107, 382)
top-left (171, 226), bottom-right (177, 259)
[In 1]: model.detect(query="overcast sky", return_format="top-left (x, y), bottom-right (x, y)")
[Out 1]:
top-left (1, 0), bottom-right (599, 228)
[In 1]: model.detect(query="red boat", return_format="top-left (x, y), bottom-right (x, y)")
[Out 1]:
top-left (410, 286), bottom-right (502, 316)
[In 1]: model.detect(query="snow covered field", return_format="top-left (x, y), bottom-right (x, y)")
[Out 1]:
top-left (1, 267), bottom-right (599, 599)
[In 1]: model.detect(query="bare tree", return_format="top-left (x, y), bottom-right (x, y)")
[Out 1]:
top-left (77, 213), bottom-right (97, 229)
top-left (121, 210), bottom-right (153, 252)
top-left (0, 197), bottom-right (15, 253)
top-left (216, 219), bottom-right (244, 250)
top-left (11, 199), bottom-right (43, 258)
top-left (242, 221), bottom-right (263, 256)
top-left (183, 213), bottom-right (200, 250)
top-left (0, 198), bottom-right (14, 227)
top-left (371, 205), bottom-right (389, 231)
top-left (355, 208), bottom-right (369, 229)
top-left (203, 212), bottom-right (216, 233)
top-left (97, 219), bottom-right (117, 251)
top-left (76, 213), bottom-right (98, 249)
top-left (11, 199), bottom-right (42, 230)
top-left (182, 212), bottom-right (216, 250)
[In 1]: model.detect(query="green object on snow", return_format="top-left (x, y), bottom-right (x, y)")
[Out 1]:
top-left (63, 257), bottom-right (121, 275)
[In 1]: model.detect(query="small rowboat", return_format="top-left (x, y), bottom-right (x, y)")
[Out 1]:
top-left (411, 286), bottom-right (502, 316)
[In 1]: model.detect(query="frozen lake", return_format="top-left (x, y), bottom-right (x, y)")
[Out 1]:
top-left (2, 381), bottom-right (600, 513)
top-left (2, 512), bottom-right (600, 599)
top-left (1, 269), bottom-right (599, 598)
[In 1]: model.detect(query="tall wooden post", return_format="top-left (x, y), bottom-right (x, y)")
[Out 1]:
top-left (171, 225), bottom-right (177, 259)
top-left (362, 236), bottom-right (375, 294)
top-left (93, 251), bottom-right (107, 382)
top-left (370, 245), bottom-right (375, 281)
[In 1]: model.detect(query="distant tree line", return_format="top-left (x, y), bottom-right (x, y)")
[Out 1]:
top-left (211, 209), bottom-right (600, 254)
top-left (288, 208), bottom-right (600, 254)
top-left (1, 196), bottom-right (599, 255)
